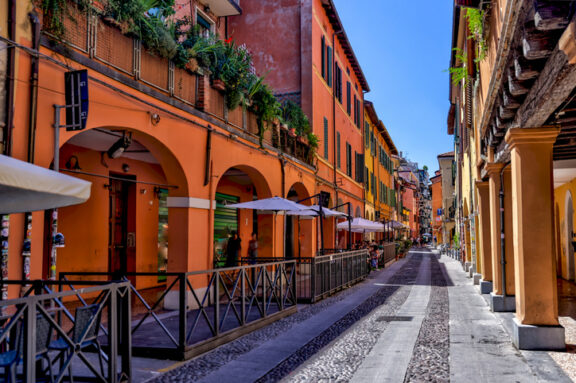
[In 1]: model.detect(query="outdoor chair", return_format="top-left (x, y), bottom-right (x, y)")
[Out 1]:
top-left (49, 304), bottom-right (104, 382)
top-left (0, 321), bottom-right (21, 383)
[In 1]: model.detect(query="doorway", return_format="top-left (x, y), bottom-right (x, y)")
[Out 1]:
top-left (108, 174), bottom-right (136, 280)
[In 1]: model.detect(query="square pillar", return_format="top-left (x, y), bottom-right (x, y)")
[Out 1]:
top-left (476, 181), bottom-right (493, 294)
top-left (506, 127), bottom-right (565, 350)
top-left (486, 163), bottom-right (515, 311)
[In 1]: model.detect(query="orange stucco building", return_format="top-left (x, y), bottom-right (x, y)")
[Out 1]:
top-left (228, 0), bottom-right (369, 248)
top-left (430, 171), bottom-right (443, 244)
top-left (0, 0), bottom-right (375, 298)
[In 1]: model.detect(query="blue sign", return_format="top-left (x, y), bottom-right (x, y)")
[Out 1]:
top-left (65, 70), bottom-right (89, 131)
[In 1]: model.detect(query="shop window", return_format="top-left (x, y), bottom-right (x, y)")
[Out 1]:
top-left (157, 188), bottom-right (169, 282)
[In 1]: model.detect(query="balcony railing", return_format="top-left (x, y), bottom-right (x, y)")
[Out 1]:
top-left (48, 5), bottom-right (314, 166)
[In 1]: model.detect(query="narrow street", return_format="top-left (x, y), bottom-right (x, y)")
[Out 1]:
top-left (145, 250), bottom-right (570, 383)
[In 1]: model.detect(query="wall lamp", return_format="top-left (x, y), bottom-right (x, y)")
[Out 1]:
top-left (107, 132), bottom-right (132, 159)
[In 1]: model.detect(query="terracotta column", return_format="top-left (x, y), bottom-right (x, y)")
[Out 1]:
top-left (505, 127), bottom-right (564, 350)
top-left (476, 181), bottom-right (493, 293)
top-left (485, 162), bottom-right (515, 311)
top-left (502, 167), bottom-right (515, 297)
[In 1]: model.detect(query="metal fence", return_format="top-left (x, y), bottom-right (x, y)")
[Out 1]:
top-left (241, 249), bottom-right (371, 303)
top-left (61, 260), bottom-right (297, 360)
top-left (379, 243), bottom-right (396, 267)
top-left (0, 280), bottom-right (131, 383)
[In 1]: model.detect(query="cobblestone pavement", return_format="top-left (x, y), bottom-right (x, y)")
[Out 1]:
top-left (147, 249), bottom-right (573, 383)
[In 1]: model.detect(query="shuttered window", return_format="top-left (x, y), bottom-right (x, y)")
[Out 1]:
top-left (346, 142), bottom-right (352, 177)
top-left (336, 132), bottom-right (341, 169)
top-left (355, 152), bottom-right (364, 183)
top-left (321, 36), bottom-right (326, 79)
top-left (323, 117), bottom-right (329, 159)
top-left (347, 82), bottom-right (351, 115)
top-left (327, 46), bottom-right (333, 87)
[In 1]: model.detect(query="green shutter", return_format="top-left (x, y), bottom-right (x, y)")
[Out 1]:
top-left (336, 132), bottom-right (341, 169)
top-left (324, 117), bottom-right (329, 159)
top-left (321, 36), bottom-right (326, 79)
top-left (327, 46), bottom-right (333, 86)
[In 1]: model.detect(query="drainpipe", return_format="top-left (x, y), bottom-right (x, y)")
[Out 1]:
top-left (332, 31), bottom-right (342, 249)
top-left (3, 0), bottom-right (16, 155)
top-left (27, 12), bottom-right (41, 164)
top-left (499, 162), bottom-right (511, 297)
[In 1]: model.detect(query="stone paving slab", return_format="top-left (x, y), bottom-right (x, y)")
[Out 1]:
top-left (443, 255), bottom-right (572, 383)
top-left (193, 258), bottom-right (409, 383)
top-left (350, 254), bottom-right (431, 383)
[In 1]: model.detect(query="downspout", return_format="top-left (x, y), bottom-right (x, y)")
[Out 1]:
top-left (27, 12), bottom-right (41, 164)
top-left (331, 31), bottom-right (341, 249)
top-left (499, 162), bottom-right (511, 297)
top-left (3, 0), bottom-right (16, 155)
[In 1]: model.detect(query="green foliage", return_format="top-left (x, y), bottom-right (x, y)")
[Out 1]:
top-left (465, 8), bottom-right (487, 64)
top-left (449, 48), bottom-right (469, 86)
top-left (38, 0), bottom-right (89, 39)
top-left (281, 100), bottom-right (310, 137)
top-left (307, 132), bottom-right (319, 150)
top-left (249, 83), bottom-right (282, 147)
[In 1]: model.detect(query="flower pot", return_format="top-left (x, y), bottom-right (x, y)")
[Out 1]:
top-left (281, 123), bottom-right (289, 130)
top-left (288, 128), bottom-right (297, 137)
top-left (212, 79), bottom-right (226, 92)
top-left (298, 135), bottom-right (308, 145)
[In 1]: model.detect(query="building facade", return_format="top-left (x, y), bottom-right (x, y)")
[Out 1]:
top-left (447, 0), bottom-right (576, 350)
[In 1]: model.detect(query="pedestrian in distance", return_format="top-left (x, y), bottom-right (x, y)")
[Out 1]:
top-left (225, 231), bottom-right (241, 268)
top-left (370, 245), bottom-right (379, 270)
top-left (248, 232), bottom-right (258, 265)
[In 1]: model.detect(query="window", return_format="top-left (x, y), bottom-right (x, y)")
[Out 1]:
top-left (364, 122), bottom-right (370, 148)
top-left (365, 167), bottom-right (369, 190)
top-left (196, 11), bottom-right (214, 37)
top-left (346, 142), bottom-right (352, 177)
top-left (327, 46), bottom-right (333, 87)
top-left (335, 63), bottom-right (342, 103)
top-left (346, 82), bottom-right (351, 115)
top-left (323, 117), bottom-right (329, 159)
top-left (353, 95), bottom-right (357, 125)
top-left (355, 152), bottom-right (364, 183)
top-left (336, 132), bottom-right (341, 169)
top-left (321, 36), bottom-right (326, 79)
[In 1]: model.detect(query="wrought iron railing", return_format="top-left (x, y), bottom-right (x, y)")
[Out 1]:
top-left (241, 249), bottom-right (371, 303)
top-left (61, 260), bottom-right (297, 360)
top-left (0, 280), bottom-right (131, 383)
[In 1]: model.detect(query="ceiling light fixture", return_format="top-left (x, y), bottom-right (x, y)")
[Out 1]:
top-left (107, 132), bottom-right (132, 159)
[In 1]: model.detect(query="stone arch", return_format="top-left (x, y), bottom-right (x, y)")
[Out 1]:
top-left (214, 165), bottom-right (274, 263)
top-left (286, 182), bottom-right (313, 258)
top-left (56, 126), bottom-right (190, 286)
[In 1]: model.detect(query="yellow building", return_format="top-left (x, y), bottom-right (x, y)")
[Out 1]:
top-left (364, 101), bottom-right (398, 239)
top-left (448, 0), bottom-right (576, 350)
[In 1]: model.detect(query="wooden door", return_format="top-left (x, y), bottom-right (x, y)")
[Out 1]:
top-left (109, 175), bottom-right (136, 281)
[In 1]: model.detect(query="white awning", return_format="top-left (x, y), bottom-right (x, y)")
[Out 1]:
top-left (0, 155), bottom-right (92, 214)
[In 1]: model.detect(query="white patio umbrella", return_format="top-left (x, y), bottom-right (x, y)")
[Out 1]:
top-left (227, 196), bottom-right (309, 259)
top-left (286, 205), bottom-right (348, 217)
top-left (0, 155), bottom-right (91, 214)
top-left (337, 217), bottom-right (384, 233)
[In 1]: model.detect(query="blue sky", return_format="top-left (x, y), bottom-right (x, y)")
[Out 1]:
top-left (333, 0), bottom-right (455, 172)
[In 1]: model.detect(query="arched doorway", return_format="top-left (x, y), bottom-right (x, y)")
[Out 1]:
top-left (55, 127), bottom-right (188, 288)
top-left (286, 183), bottom-right (311, 258)
top-left (213, 166), bottom-right (272, 266)
top-left (566, 191), bottom-right (575, 281)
